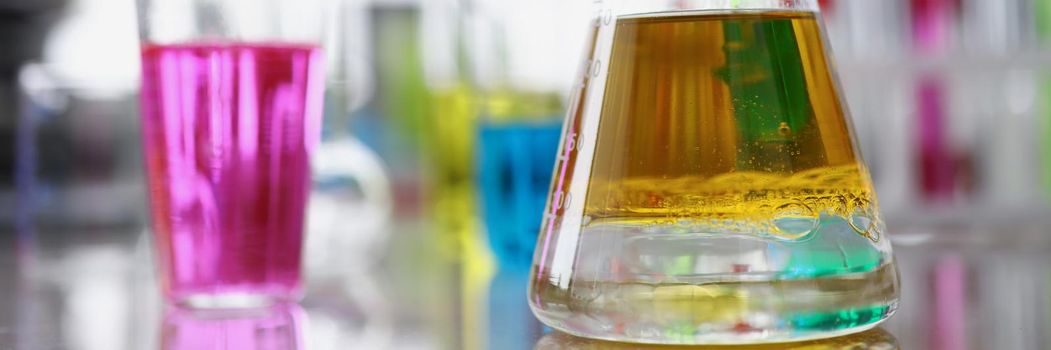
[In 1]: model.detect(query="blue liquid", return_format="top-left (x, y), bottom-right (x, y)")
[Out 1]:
top-left (478, 121), bottom-right (562, 269)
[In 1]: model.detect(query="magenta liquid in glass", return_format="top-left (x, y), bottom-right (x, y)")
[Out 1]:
top-left (140, 43), bottom-right (324, 303)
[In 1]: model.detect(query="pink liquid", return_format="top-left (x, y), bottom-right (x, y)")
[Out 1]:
top-left (162, 303), bottom-right (304, 350)
top-left (140, 43), bottom-right (324, 302)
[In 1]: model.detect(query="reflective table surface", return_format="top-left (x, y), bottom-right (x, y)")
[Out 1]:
top-left (1, 220), bottom-right (1049, 349)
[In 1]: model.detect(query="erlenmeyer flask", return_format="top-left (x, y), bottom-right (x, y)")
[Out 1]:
top-left (529, 0), bottom-right (900, 344)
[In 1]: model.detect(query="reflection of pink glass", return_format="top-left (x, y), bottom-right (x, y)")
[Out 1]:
top-left (162, 303), bottom-right (304, 350)
top-left (141, 43), bottom-right (324, 303)
top-left (930, 256), bottom-right (967, 350)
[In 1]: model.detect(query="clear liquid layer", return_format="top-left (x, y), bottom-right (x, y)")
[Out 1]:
top-left (532, 221), bottom-right (898, 344)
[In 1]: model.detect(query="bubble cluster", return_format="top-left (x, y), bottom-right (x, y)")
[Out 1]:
top-left (585, 164), bottom-right (883, 242)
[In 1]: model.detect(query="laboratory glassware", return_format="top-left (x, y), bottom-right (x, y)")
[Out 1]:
top-left (528, 0), bottom-right (900, 344)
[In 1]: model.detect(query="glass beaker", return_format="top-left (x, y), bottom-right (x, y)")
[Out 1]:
top-left (528, 0), bottom-right (900, 344)
top-left (136, 0), bottom-right (329, 306)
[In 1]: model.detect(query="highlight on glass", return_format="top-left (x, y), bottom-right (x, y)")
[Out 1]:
top-left (136, 0), bottom-right (329, 307)
top-left (528, 0), bottom-right (900, 344)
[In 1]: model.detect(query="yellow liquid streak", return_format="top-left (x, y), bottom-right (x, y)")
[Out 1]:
top-left (587, 165), bottom-right (879, 240)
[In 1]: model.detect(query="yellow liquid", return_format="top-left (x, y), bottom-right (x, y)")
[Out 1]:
top-left (585, 11), bottom-right (877, 240)
top-left (428, 84), bottom-right (479, 255)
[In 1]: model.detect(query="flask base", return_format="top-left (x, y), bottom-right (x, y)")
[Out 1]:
top-left (530, 263), bottom-right (898, 345)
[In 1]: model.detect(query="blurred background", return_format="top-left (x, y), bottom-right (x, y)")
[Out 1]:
top-left (2, 0), bottom-right (1051, 348)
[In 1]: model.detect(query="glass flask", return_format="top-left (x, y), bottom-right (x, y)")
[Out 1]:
top-left (528, 0), bottom-right (900, 344)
